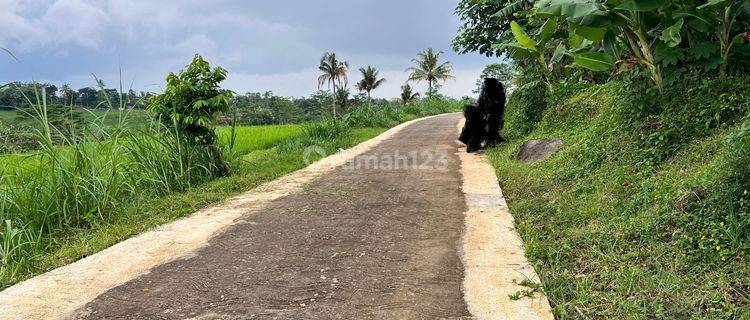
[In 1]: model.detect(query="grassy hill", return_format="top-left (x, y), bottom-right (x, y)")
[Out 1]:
top-left (489, 77), bottom-right (750, 319)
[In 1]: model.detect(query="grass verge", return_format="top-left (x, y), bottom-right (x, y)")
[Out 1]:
top-left (487, 78), bottom-right (750, 319)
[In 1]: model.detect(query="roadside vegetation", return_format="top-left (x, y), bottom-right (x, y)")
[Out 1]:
top-left (0, 51), bottom-right (464, 288)
top-left (454, 0), bottom-right (750, 318)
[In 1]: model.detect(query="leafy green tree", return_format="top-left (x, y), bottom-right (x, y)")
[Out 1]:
top-left (60, 84), bottom-right (78, 105)
top-left (317, 52), bottom-right (349, 116)
top-left (400, 84), bottom-right (420, 104)
top-left (355, 66), bottom-right (386, 100)
top-left (407, 48), bottom-right (454, 97)
top-left (453, 0), bottom-right (537, 57)
top-left (475, 62), bottom-right (517, 93)
top-left (77, 87), bottom-right (98, 108)
top-left (148, 55), bottom-right (233, 145)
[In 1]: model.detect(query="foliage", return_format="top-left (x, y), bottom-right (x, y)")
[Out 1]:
top-left (0, 81), bottom-right (149, 110)
top-left (503, 80), bottom-right (550, 139)
top-left (487, 78), bottom-right (750, 318)
top-left (407, 48), bottom-right (455, 97)
top-left (455, 0), bottom-right (750, 89)
top-left (474, 62), bottom-right (517, 93)
top-left (355, 66), bottom-right (386, 100)
top-left (0, 96), bottom-right (220, 285)
top-left (400, 84), bottom-right (420, 104)
top-left (147, 55), bottom-right (233, 146)
top-left (453, 0), bottom-right (537, 56)
top-left (318, 52), bottom-right (350, 117)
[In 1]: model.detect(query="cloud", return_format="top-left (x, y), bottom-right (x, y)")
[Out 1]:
top-left (0, 0), bottom-right (496, 98)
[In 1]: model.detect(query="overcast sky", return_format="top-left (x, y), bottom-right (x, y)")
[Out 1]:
top-left (0, 0), bottom-right (497, 99)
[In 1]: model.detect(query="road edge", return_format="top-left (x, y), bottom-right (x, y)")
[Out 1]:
top-left (456, 119), bottom-right (554, 320)
top-left (0, 114), bottom-right (450, 320)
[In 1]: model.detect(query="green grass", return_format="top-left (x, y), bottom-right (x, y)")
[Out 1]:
top-left (217, 124), bottom-right (304, 156)
top-left (0, 99), bottom-right (464, 289)
top-left (0, 110), bottom-right (16, 122)
top-left (487, 78), bottom-right (750, 319)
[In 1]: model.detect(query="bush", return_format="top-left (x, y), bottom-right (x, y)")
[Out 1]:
top-left (0, 102), bottom-right (219, 284)
top-left (503, 81), bottom-right (550, 139)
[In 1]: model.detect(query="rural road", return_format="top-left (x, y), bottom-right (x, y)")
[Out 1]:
top-left (1, 113), bottom-right (551, 320)
top-left (73, 113), bottom-right (469, 319)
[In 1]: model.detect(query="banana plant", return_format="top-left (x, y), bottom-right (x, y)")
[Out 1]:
top-left (494, 17), bottom-right (564, 89)
top-left (535, 0), bottom-right (674, 89)
top-left (693, 0), bottom-right (750, 76)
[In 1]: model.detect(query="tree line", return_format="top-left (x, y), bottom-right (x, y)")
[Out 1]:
top-left (0, 81), bottom-right (152, 111)
top-left (317, 48), bottom-right (455, 116)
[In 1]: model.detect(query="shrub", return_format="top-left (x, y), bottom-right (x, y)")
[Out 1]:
top-left (147, 55), bottom-right (234, 176)
top-left (503, 81), bottom-right (550, 140)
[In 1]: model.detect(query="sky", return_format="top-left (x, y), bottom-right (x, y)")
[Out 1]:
top-left (0, 0), bottom-right (497, 99)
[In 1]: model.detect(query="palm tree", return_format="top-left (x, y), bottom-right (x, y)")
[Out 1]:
top-left (406, 48), bottom-right (454, 97)
top-left (317, 52), bottom-right (349, 116)
top-left (60, 83), bottom-right (74, 105)
top-left (355, 66), bottom-right (386, 101)
top-left (400, 84), bottom-right (420, 104)
top-left (335, 87), bottom-right (351, 109)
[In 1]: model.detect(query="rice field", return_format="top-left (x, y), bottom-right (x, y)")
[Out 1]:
top-left (217, 124), bottom-right (304, 156)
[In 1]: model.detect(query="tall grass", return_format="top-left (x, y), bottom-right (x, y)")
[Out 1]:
top-left (0, 88), bottom-right (220, 284)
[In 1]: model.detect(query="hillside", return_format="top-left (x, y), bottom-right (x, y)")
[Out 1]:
top-left (489, 77), bottom-right (750, 318)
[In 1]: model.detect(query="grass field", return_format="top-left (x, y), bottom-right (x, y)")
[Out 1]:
top-left (217, 124), bottom-right (304, 156)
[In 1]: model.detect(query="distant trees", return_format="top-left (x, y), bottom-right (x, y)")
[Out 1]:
top-left (474, 62), bottom-right (516, 93)
top-left (355, 66), bottom-right (386, 101)
top-left (407, 48), bottom-right (454, 97)
top-left (76, 87), bottom-right (99, 108)
top-left (317, 52), bottom-right (350, 116)
top-left (400, 84), bottom-right (420, 104)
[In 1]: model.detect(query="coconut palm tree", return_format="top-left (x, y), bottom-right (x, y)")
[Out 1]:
top-left (400, 84), bottom-right (420, 104)
top-left (317, 52), bottom-right (349, 116)
top-left (406, 48), bottom-right (454, 97)
top-left (355, 66), bottom-right (386, 101)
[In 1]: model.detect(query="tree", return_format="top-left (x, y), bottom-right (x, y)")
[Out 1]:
top-left (77, 87), bottom-right (98, 108)
top-left (60, 84), bottom-right (78, 105)
top-left (317, 52), bottom-right (349, 116)
top-left (693, 0), bottom-right (750, 76)
top-left (407, 48), bottom-right (454, 97)
top-left (453, 0), bottom-right (537, 57)
top-left (335, 87), bottom-right (351, 109)
top-left (148, 55), bottom-right (233, 144)
top-left (355, 66), bottom-right (386, 101)
top-left (147, 55), bottom-right (234, 175)
top-left (400, 84), bottom-right (420, 104)
top-left (475, 62), bottom-right (516, 93)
